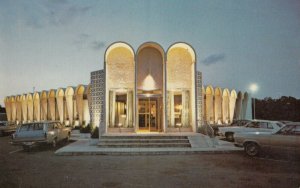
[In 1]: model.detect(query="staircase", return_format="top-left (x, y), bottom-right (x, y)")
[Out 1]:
top-left (98, 135), bottom-right (191, 148)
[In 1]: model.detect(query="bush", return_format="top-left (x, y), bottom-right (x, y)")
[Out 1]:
top-left (91, 127), bottom-right (99, 138)
top-left (80, 124), bottom-right (92, 133)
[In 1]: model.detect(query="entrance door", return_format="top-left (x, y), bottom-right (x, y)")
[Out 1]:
top-left (138, 98), bottom-right (159, 131)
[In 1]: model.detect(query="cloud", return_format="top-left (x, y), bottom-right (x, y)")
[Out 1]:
top-left (24, 1), bottom-right (92, 28)
top-left (73, 34), bottom-right (105, 51)
top-left (201, 53), bottom-right (226, 66)
top-left (45, 3), bottom-right (92, 26)
top-left (91, 41), bottom-right (106, 50)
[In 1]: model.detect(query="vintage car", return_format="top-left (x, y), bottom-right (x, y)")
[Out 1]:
top-left (0, 121), bottom-right (18, 136)
top-left (234, 122), bottom-right (300, 156)
top-left (12, 121), bottom-right (71, 150)
top-left (219, 120), bottom-right (284, 141)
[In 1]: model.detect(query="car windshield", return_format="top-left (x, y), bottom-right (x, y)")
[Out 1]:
top-left (19, 123), bottom-right (44, 131)
top-left (277, 125), bottom-right (296, 135)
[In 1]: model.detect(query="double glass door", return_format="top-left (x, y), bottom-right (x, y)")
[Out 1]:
top-left (138, 98), bottom-right (159, 131)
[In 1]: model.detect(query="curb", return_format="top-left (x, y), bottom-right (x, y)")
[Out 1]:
top-left (55, 149), bottom-right (243, 156)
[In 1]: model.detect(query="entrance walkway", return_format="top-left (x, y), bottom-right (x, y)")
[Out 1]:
top-left (55, 133), bottom-right (242, 155)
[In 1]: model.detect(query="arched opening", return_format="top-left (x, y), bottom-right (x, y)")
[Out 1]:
top-left (75, 85), bottom-right (85, 126)
top-left (48, 89), bottom-right (56, 121)
top-left (234, 91), bottom-right (244, 120)
top-left (214, 87), bottom-right (222, 124)
top-left (26, 93), bottom-right (33, 122)
top-left (41, 91), bottom-right (48, 121)
top-left (105, 42), bottom-right (135, 130)
top-left (222, 89), bottom-right (230, 124)
top-left (242, 92), bottom-right (249, 119)
top-left (229, 90), bottom-right (237, 123)
top-left (166, 42), bottom-right (196, 131)
top-left (205, 86), bottom-right (214, 124)
top-left (33, 92), bottom-right (40, 121)
top-left (65, 87), bottom-right (75, 126)
top-left (136, 42), bottom-right (164, 132)
top-left (21, 94), bottom-right (28, 122)
top-left (56, 88), bottom-right (65, 124)
top-left (16, 95), bottom-right (22, 123)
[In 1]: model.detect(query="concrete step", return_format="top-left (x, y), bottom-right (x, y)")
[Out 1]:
top-left (101, 136), bottom-right (188, 139)
top-left (97, 143), bottom-right (191, 148)
top-left (99, 139), bottom-right (190, 144)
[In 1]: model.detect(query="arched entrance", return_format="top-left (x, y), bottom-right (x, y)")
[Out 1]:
top-left (136, 42), bottom-right (164, 132)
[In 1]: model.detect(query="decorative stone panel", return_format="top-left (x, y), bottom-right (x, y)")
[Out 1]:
top-left (196, 71), bottom-right (203, 128)
top-left (90, 70), bottom-right (105, 129)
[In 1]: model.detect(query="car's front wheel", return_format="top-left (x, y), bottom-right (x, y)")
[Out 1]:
top-left (244, 142), bottom-right (260, 157)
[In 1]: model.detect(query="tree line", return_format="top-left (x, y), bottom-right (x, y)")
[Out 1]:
top-left (255, 96), bottom-right (300, 122)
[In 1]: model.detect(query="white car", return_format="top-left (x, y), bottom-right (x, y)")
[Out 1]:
top-left (219, 120), bottom-right (284, 141)
top-left (12, 121), bottom-right (71, 151)
top-left (234, 122), bottom-right (300, 156)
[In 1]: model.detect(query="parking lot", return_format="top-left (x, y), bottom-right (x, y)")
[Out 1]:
top-left (0, 136), bottom-right (299, 188)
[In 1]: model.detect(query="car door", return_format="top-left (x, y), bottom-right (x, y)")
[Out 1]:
top-left (269, 125), bottom-right (299, 154)
top-left (244, 122), bottom-right (260, 132)
top-left (257, 122), bottom-right (271, 132)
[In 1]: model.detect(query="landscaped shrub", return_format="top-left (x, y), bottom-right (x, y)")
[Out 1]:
top-left (91, 127), bottom-right (99, 138)
top-left (80, 124), bottom-right (91, 133)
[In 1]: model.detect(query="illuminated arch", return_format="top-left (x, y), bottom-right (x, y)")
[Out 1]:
top-left (56, 88), bottom-right (65, 123)
top-left (214, 87), bottom-right (222, 124)
top-left (75, 85), bottom-right (85, 126)
top-left (202, 86), bottom-right (206, 124)
top-left (242, 92), bottom-right (249, 119)
top-left (205, 85), bottom-right (214, 124)
top-left (234, 91), bottom-right (244, 120)
top-left (26, 93), bottom-right (33, 122)
top-left (33, 92), bottom-right (40, 121)
top-left (229, 90), bottom-right (237, 123)
top-left (83, 85), bottom-right (91, 125)
top-left (166, 42), bottom-right (196, 130)
top-left (41, 91), bottom-right (48, 121)
top-left (105, 42), bottom-right (135, 130)
top-left (105, 42), bottom-right (135, 89)
top-left (48, 89), bottom-right (56, 121)
top-left (65, 86), bottom-right (75, 126)
top-left (21, 94), bottom-right (28, 122)
top-left (4, 97), bottom-right (11, 122)
top-left (222, 88), bottom-right (230, 124)
top-left (137, 42), bottom-right (164, 92)
top-left (10, 96), bottom-right (17, 122)
top-left (15, 95), bottom-right (22, 123)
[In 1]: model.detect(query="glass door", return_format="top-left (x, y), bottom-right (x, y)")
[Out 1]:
top-left (138, 98), bottom-right (158, 131)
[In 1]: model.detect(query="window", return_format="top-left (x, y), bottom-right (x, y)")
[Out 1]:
top-left (34, 123), bottom-right (43, 130)
top-left (259, 122), bottom-right (268, 129)
top-left (174, 94), bottom-right (182, 126)
top-left (246, 122), bottom-right (259, 128)
top-left (109, 90), bottom-right (133, 127)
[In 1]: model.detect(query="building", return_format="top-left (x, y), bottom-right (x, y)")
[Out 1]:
top-left (3, 41), bottom-right (249, 136)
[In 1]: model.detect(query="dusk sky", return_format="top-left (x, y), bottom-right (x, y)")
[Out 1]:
top-left (1, 0), bottom-right (300, 106)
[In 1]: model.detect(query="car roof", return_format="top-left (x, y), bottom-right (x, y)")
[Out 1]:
top-left (251, 119), bottom-right (280, 123)
top-left (285, 122), bottom-right (300, 126)
top-left (20, 121), bottom-right (61, 125)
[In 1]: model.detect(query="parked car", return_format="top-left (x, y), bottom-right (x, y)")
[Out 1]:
top-left (231, 119), bottom-right (252, 127)
top-left (212, 120), bottom-right (252, 136)
top-left (12, 121), bottom-right (71, 150)
top-left (0, 121), bottom-right (18, 136)
top-left (234, 122), bottom-right (300, 157)
top-left (219, 120), bottom-right (284, 141)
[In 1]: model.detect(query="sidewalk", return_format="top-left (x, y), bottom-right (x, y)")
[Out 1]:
top-left (55, 133), bottom-right (243, 156)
